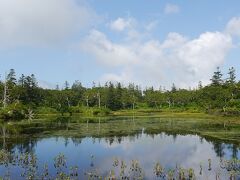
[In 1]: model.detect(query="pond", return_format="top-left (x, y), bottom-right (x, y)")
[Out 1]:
top-left (0, 116), bottom-right (240, 179)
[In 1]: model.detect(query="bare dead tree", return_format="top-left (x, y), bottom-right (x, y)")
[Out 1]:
top-left (26, 108), bottom-right (34, 121)
top-left (3, 74), bottom-right (9, 108)
top-left (97, 92), bottom-right (101, 108)
top-left (66, 97), bottom-right (70, 107)
top-left (86, 95), bottom-right (89, 107)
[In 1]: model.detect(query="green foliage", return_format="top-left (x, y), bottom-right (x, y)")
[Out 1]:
top-left (222, 107), bottom-right (240, 115)
top-left (0, 102), bottom-right (27, 120)
top-left (70, 106), bottom-right (110, 116)
top-left (210, 66), bottom-right (223, 86)
top-left (92, 107), bottom-right (111, 116)
top-left (226, 67), bottom-right (236, 84)
top-left (1, 68), bottom-right (240, 118)
top-left (36, 107), bottom-right (58, 114)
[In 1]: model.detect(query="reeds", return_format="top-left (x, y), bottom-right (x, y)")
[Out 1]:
top-left (0, 150), bottom-right (239, 179)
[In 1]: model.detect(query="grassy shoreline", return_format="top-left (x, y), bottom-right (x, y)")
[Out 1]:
top-left (1, 110), bottom-right (240, 145)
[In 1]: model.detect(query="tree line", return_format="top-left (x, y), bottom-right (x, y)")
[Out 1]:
top-left (0, 67), bottom-right (240, 119)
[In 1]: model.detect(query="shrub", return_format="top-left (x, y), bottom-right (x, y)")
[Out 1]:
top-left (92, 108), bottom-right (110, 116)
top-left (36, 107), bottom-right (58, 114)
top-left (0, 103), bottom-right (27, 120)
top-left (69, 106), bottom-right (84, 113)
top-left (223, 107), bottom-right (240, 115)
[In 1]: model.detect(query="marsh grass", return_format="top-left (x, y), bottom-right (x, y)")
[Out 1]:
top-left (1, 115), bottom-right (240, 144)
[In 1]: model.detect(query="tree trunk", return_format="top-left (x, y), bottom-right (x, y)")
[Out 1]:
top-left (86, 96), bottom-right (89, 107)
top-left (97, 92), bottom-right (101, 108)
top-left (3, 80), bottom-right (8, 108)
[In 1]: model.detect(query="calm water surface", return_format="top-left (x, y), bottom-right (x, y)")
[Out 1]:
top-left (0, 116), bottom-right (239, 179)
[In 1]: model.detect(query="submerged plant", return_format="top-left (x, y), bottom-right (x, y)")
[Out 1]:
top-left (167, 169), bottom-right (175, 180)
top-left (0, 150), bottom-right (239, 179)
top-left (0, 149), bottom-right (11, 166)
top-left (220, 158), bottom-right (240, 179)
top-left (129, 160), bottom-right (144, 179)
top-left (113, 157), bottom-right (119, 167)
top-left (105, 170), bottom-right (116, 180)
top-left (208, 159), bottom-right (212, 171)
top-left (188, 168), bottom-right (195, 179)
top-left (153, 162), bottom-right (165, 178)
top-left (84, 170), bottom-right (102, 179)
top-left (119, 160), bottom-right (128, 179)
top-left (69, 165), bottom-right (79, 178)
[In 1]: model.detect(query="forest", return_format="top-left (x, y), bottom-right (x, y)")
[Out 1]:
top-left (0, 67), bottom-right (240, 120)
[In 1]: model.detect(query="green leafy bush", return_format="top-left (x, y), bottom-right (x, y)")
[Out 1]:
top-left (69, 106), bottom-right (110, 116)
top-left (92, 108), bottom-right (110, 116)
top-left (36, 107), bottom-right (58, 114)
top-left (0, 103), bottom-right (27, 120)
top-left (223, 107), bottom-right (240, 115)
top-left (69, 106), bottom-right (84, 113)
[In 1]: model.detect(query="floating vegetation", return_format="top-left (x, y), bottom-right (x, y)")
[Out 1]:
top-left (0, 150), bottom-right (239, 179)
top-left (154, 162), bottom-right (165, 178)
top-left (153, 162), bottom-right (197, 180)
top-left (220, 158), bottom-right (240, 174)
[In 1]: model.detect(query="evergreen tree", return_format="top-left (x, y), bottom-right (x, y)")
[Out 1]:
top-left (1, 67), bottom-right (240, 118)
top-left (6, 69), bottom-right (17, 86)
top-left (115, 82), bottom-right (123, 110)
top-left (18, 74), bottom-right (25, 87)
top-left (64, 81), bottom-right (69, 90)
top-left (210, 67), bottom-right (223, 86)
top-left (72, 80), bottom-right (83, 90)
top-left (198, 81), bottom-right (203, 89)
top-left (56, 84), bottom-right (60, 90)
top-left (30, 74), bottom-right (38, 88)
top-left (226, 67), bottom-right (236, 84)
top-left (171, 83), bottom-right (177, 92)
top-left (106, 82), bottom-right (116, 110)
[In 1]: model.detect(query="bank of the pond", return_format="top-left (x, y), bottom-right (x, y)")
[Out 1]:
top-left (1, 113), bottom-right (240, 145)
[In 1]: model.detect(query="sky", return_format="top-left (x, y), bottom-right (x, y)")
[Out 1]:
top-left (0, 0), bottom-right (240, 89)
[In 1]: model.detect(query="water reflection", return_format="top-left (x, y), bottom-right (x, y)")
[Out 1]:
top-left (0, 116), bottom-right (240, 179)
top-left (0, 133), bottom-right (239, 179)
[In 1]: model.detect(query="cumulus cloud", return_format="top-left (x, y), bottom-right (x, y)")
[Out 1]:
top-left (176, 32), bottom-right (232, 86)
top-left (109, 17), bottom-right (135, 32)
top-left (164, 3), bottom-right (180, 14)
top-left (81, 29), bottom-right (138, 66)
top-left (80, 28), bottom-right (232, 88)
top-left (0, 0), bottom-right (95, 47)
top-left (226, 17), bottom-right (240, 37)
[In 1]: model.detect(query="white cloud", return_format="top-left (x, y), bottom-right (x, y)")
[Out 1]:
top-left (38, 80), bottom-right (56, 89)
top-left (0, 0), bottom-right (95, 48)
top-left (145, 20), bottom-right (159, 31)
top-left (176, 32), bottom-right (232, 86)
top-left (100, 71), bottom-right (131, 83)
top-left (81, 29), bottom-right (138, 67)
top-left (80, 29), bottom-right (232, 88)
top-left (164, 3), bottom-right (180, 14)
top-left (226, 17), bottom-right (240, 37)
top-left (109, 17), bottom-right (135, 32)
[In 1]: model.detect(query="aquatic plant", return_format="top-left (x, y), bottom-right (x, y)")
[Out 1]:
top-left (220, 158), bottom-right (240, 179)
top-left (153, 162), bottom-right (165, 178)
top-left (0, 150), bottom-right (239, 179)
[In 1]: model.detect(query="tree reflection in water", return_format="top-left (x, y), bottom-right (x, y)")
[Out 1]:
top-left (0, 116), bottom-right (240, 179)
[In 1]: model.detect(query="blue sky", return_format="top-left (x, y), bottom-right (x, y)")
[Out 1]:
top-left (0, 0), bottom-right (240, 89)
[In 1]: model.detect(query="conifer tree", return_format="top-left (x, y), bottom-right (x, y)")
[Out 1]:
top-left (226, 67), bottom-right (236, 84)
top-left (210, 67), bottom-right (223, 86)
